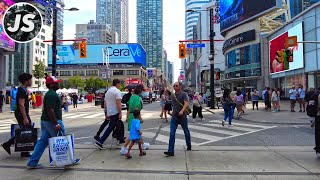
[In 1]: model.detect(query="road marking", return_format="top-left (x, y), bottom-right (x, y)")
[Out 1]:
top-left (142, 131), bottom-right (156, 138)
top-left (156, 134), bottom-right (198, 145)
top-left (65, 114), bottom-right (89, 119)
top-left (161, 127), bottom-right (223, 141)
top-left (84, 113), bottom-right (105, 119)
top-left (63, 113), bottom-right (76, 117)
top-left (197, 126), bottom-right (277, 146)
top-left (209, 120), bottom-right (270, 129)
top-left (205, 123), bottom-right (260, 132)
top-left (188, 125), bottom-right (241, 136)
top-left (0, 119), bottom-right (16, 133)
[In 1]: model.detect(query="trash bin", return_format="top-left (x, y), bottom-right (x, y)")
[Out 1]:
top-left (95, 97), bottom-right (102, 106)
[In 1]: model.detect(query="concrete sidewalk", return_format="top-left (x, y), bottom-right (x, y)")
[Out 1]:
top-left (0, 145), bottom-right (319, 179)
top-left (204, 100), bottom-right (311, 125)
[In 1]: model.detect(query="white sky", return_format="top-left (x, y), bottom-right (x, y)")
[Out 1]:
top-left (63, 0), bottom-right (185, 82)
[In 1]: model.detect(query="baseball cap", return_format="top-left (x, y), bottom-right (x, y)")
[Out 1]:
top-left (46, 76), bottom-right (62, 84)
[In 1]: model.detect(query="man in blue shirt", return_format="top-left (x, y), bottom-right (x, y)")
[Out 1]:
top-left (289, 86), bottom-right (298, 112)
top-left (298, 84), bottom-right (306, 112)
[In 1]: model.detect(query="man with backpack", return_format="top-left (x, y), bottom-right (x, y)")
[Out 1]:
top-left (122, 89), bottom-right (132, 121)
top-left (306, 87), bottom-right (320, 159)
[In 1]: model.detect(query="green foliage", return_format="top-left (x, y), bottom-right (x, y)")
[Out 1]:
top-left (6, 82), bottom-right (11, 86)
top-left (68, 76), bottom-right (84, 88)
top-left (85, 77), bottom-right (107, 92)
top-left (32, 61), bottom-right (45, 81)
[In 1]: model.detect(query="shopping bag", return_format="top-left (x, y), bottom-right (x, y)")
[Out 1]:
top-left (11, 123), bottom-right (35, 138)
top-left (49, 133), bottom-right (75, 167)
top-left (14, 126), bottom-right (38, 152)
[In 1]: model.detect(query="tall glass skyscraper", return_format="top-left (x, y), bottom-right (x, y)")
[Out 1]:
top-left (96, 0), bottom-right (129, 43)
top-left (137, 0), bottom-right (163, 70)
top-left (185, 0), bottom-right (212, 40)
top-left (289, 0), bottom-right (320, 18)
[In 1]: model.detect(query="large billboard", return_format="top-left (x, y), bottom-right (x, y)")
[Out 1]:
top-left (0, 0), bottom-right (15, 51)
top-left (48, 44), bottom-right (147, 66)
top-left (269, 23), bottom-right (304, 74)
top-left (220, 0), bottom-right (281, 33)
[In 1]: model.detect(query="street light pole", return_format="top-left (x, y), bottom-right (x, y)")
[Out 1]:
top-left (209, 8), bottom-right (216, 109)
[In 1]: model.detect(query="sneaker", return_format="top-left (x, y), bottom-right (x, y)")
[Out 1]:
top-left (299, 110), bottom-right (302, 112)
top-left (228, 124), bottom-right (234, 127)
top-left (73, 158), bottom-right (81, 165)
top-left (27, 164), bottom-right (43, 169)
top-left (222, 120), bottom-right (225, 126)
top-left (139, 151), bottom-right (147, 156)
top-left (120, 147), bottom-right (128, 155)
top-left (164, 152), bottom-right (174, 156)
top-left (95, 142), bottom-right (106, 150)
top-left (143, 143), bottom-right (150, 150)
top-left (94, 135), bottom-right (100, 141)
top-left (187, 146), bottom-right (191, 151)
top-left (201, 118), bottom-right (205, 121)
top-left (192, 119), bottom-right (196, 123)
top-left (1, 143), bottom-right (11, 155)
top-left (125, 153), bottom-right (132, 159)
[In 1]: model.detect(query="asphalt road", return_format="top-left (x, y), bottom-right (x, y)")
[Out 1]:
top-left (0, 101), bottom-right (316, 148)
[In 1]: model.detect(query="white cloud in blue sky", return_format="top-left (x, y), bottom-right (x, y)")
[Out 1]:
top-left (63, 0), bottom-right (185, 80)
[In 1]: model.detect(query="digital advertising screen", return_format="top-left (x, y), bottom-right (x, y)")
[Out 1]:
top-left (0, 0), bottom-right (15, 51)
top-left (48, 44), bottom-right (147, 66)
top-left (269, 23), bottom-right (304, 74)
top-left (220, 0), bottom-right (281, 33)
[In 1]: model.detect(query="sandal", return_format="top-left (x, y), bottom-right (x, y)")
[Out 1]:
top-left (139, 151), bottom-right (146, 156)
top-left (125, 153), bottom-right (132, 159)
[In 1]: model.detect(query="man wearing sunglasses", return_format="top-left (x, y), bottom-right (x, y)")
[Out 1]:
top-left (164, 82), bottom-right (191, 157)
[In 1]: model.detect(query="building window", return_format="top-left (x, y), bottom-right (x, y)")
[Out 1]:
top-left (41, 43), bottom-right (45, 48)
top-left (60, 71), bottom-right (71, 76)
top-left (73, 71), bottom-right (78, 76)
top-left (127, 70), bottom-right (139, 75)
top-left (113, 70), bottom-right (124, 75)
top-left (40, 35), bottom-right (45, 40)
top-left (86, 70), bottom-right (98, 76)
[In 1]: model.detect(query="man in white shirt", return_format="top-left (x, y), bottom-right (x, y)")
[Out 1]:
top-left (95, 79), bottom-right (122, 150)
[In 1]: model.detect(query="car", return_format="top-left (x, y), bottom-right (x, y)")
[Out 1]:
top-left (121, 92), bottom-right (128, 110)
top-left (141, 92), bottom-right (152, 103)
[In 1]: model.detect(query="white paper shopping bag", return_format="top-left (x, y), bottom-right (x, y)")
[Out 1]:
top-left (49, 134), bottom-right (75, 167)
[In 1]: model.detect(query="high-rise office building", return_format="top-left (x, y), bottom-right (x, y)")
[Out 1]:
top-left (185, 0), bottom-right (212, 40)
top-left (96, 0), bottom-right (129, 43)
top-left (76, 20), bottom-right (113, 44)
top-left (137, 0), bottom-right (163, 71)
top-left (289, 0), bottom-right (320, 18)
top-left (56, 0), bottom-right (65, 45)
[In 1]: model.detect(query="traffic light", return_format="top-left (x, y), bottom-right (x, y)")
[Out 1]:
top-left (79, 41), bottom-right (87, 58)
top-left (179, 44), bottom-right (187, 58)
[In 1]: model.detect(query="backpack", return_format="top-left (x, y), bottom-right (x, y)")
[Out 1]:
top-left (121, 93), bottom-right (131, 104)
top-left (112, 120), bottom-right (124, 140)
top-left (101, 95), bottom-right (105, 109)
top-left (306, 92), bottom-right (319, 117)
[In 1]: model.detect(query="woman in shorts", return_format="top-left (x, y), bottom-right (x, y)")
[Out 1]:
top-left (234, 90), bottom-right (244, 119)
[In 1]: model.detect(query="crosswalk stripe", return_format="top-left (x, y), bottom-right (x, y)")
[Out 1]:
top-left (161, 127), bottom-right (222, 141)
top-left (65, 114), bottom-right (89, 119)
top-left (63, 113), bottom-right (77, 117)
top-left (142, 131), bottom-right (156, 138)
top-left (155, 134), bottom-right (198, 146)
top-left (209, 120), bottom-right (270, 129)
top-left (188, 125), bottom-right (241, 136)
top-left (205, 123), bottom-right (260, 132)
top-left (84, 113), bottom-right (105, 119)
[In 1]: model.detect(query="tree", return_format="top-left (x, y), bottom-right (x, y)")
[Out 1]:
top-left (32, 61), bottom-right (45, 90)
top-left (68, 76), bottom-right (84, 89)
top-left (6, 82), bottom-right (11, 86)
top-left (85, 77), bottom-right (107, 93)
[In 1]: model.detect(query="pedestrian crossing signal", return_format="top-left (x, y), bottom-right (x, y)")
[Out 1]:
top-left (79, 41), bottom-right (87, 58)
top-left (179, 44), bottom-right (187, 59)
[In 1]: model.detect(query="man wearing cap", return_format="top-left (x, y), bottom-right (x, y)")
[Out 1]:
top-left (2, 73), bottom-right (33, 157)
top-left (27, 76), bottom-right (80, 168)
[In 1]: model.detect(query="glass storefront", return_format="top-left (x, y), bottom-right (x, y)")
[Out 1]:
top-left (273, 74), bottom-right (305, 98)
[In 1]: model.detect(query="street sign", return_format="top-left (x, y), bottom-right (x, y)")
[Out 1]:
top-left (286, 36), bottom-right (298, 48)
top-left (102, 72), bottom-right (107, 79)
top-left (187, 44), bottom-right (205, 48)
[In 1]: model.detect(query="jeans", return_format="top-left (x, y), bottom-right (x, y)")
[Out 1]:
top-left (252, 101), bottom-right (258, 109)
top-left (223, 104), bottom-right (233, 125)
top-left (96, 119), bottom-right (110, 136)
top-left (27, 120), bottom-right (65, 166)
top-left (192, 106), bottom-right (203, 119)
top-left (98, 114), bottom-right (118, 144)
top-left (168, 116), bottom-right (191, 153)
top-left (315, 116), bottom-right (320, 153)
top-left (64, 105), bottom-right (68, 112)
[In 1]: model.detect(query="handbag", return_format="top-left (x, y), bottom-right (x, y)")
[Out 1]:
top-left (49, 132), bottom-right (75, 167)
top-left (174, 93), bottom-right (191, 115)
top-left (14, 125), bottom-right (38, 152)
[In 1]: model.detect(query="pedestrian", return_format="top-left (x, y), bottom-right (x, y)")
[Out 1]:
top-left (305, 88), bottom-right (316, 127)
top-left (27, 75), bottom-right (80, 168)
top-left (163, 90), bottom-right (172, 122)
top-left (222, 88), bottom-right (234, 127)
top-left (125, 110), bottom-right (146, 159)
top-left (230, 87), bottom-right (237, 118)
top-left (298, 85), bottom-right (306, 112)
top-left (264, 87), bottom-right (271, 112)
top-left (62, 94), bottom-right (68, 112)
top-left (95, 79), bottom-right (124, 150)
top-left (314, 87), bottom-right (320, 159)
top-left (2, 73), bottom-right (33, 157)
top-left (0, 91), bottom-right (5, 113)
top-left (251, 89), bottom-right (259, 110)
top-left (271, 88), bottom-right (280, 112)
top-left (164, 90), bottom-right (172, 116)
top-left (31, 92), bottom-right (36, 109)
top-left (164, 82), bottom-right (191, 157)
top-left (192, 92), bottom-right (204, 123)
top-left (159, 90), bottom-right (165, 119)
top-left (235, 90), bottom-right (244, 119)
top-left (10, 85), bottom-right (18, 113)
top-left (72, 93), bottom-right (78, 108)
top-left (203, 93), bottom-right (207, 104)
top-left (94, 91), bottom-right (110, 141)
top-left (120, 84), bottom-right (149, 155)
top-left (289, 85), bottom-right (298, 112)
